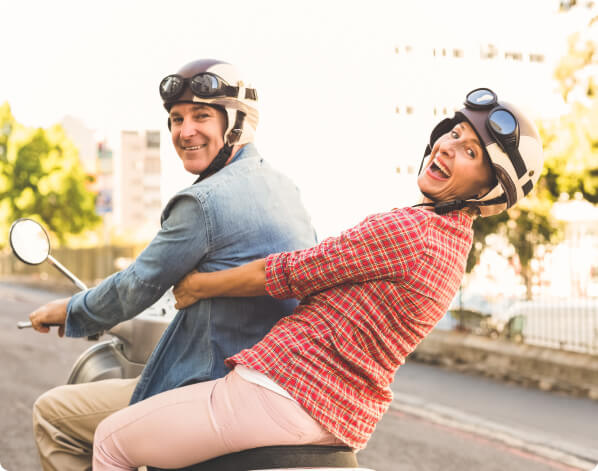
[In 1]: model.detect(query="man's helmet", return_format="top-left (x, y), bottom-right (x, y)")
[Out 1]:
top-left (422, 88), bottom-right (544, 217)
top-left (159, 59), bottom-right (259, 179)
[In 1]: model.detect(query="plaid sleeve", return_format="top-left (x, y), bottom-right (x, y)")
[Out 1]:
top-left (264, 210), bottom-right (427, 299)
top-left (264, 252), bottom-right (295, 298)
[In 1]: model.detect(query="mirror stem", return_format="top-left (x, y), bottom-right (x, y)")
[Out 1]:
top-left (47, 255), bottom-right (88, 291)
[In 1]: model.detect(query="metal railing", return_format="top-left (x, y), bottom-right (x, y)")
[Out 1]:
top-left (505, 299), bottom-right (598, 355)
top-left (443, 298), bottom-right (598, 356)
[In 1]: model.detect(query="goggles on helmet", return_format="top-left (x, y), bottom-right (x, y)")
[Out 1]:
top-left (465, 88), bottom-right (527, 179)
top-left (159, 72), bottom-right (257, 102)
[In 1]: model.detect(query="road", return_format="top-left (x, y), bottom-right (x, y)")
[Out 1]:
top-left (359, 362), bottom-right (597, 471)
top-left (0, 280), bottom-right (596, 471)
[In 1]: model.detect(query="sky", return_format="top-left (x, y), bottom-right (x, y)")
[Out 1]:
top-left (0, 0), bottom-right (585, 238)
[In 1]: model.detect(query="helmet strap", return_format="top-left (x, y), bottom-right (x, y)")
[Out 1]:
top-left (194, 109), bottom-right (247, 182)
top-left (194, 144), bottom-right (233, 183)
top-left (412, 195), bottom-right (469, 215)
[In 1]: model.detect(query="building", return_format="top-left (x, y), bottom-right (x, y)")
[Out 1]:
top-left (61, 115), bottom-right (97, 177)
top-left (96, 140), bottom-right (114, 215)
top-left (117, 130), bottom-right (162, 240)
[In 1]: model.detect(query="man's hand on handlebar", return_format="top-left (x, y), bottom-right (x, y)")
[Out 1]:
top-left (29, 298), bottom-right (70, 337)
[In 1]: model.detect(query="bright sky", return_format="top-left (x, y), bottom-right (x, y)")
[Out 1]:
top-left (0, 0), bottom-right (580, 238)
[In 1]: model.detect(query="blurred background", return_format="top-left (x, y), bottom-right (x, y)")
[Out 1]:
top-left (1, 1), bottom-right (597, 470)
top-left (2, 0), bottom-right (597, 352)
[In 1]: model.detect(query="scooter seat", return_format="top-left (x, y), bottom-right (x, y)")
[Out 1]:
top-left (147, 444), bottom-right (358, 470)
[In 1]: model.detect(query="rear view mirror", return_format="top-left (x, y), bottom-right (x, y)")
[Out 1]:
top-left (9, 218), bottom-right (50, 265)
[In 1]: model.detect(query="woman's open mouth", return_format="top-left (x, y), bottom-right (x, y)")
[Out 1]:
top-left (427, 157), bottom-right (451, 180)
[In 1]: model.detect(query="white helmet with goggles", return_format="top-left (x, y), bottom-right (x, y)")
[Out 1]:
top-left (160, 59), bottom-right (259, 180)
top-left (421, 88), bottom-right (544, 217)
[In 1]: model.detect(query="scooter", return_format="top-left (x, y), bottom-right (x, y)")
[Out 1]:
top-left (10, 218), bottom-right (372, 471)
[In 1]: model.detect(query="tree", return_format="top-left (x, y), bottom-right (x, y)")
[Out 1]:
top-left (468, 197), bottom-right (561, 300)
top-left (466, 14), bottom-right (597, 299)
top-left (0, 102), bottom-right (100, 246)
top-left (543, 14), bottom-right (598, 202)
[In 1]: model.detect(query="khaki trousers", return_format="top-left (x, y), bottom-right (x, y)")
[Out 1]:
top-left (32, 377), bottom-right (139, 471)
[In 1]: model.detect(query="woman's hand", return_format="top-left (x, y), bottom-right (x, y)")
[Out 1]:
top-left (173, 271), bottom-right (210, 309)
top-left (29, 297), bottom-right (70, 337)
top-left (173, 259), bottom-right (267, 310)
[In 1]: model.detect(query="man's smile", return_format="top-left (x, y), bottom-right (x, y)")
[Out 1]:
top-left (181, 144), bottom-right (207, 151)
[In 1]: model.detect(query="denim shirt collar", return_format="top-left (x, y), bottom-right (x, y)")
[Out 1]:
top-left (228, 142), bottom-right (258, 165)
top-left (192, 143), bottom-right (258, 184)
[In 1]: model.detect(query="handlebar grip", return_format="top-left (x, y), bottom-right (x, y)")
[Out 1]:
top-left (17, 321), bottom-right (63, 329)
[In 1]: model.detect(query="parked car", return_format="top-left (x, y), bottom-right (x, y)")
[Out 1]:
top-left (447, 293), bottom-right (514, 338)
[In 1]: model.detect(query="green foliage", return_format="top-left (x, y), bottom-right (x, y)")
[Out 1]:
top-left (469, 197), bottom-right (562, 299)
top-left (544, 14), bottom-right (598, 202)
top-left (467, 16), bottom-right (597, 301)
top-left (539, 101), bottom-right (598, 203)
top-left (0, 102), bottom-right (14, 164)
top-left (554, 29), bottom-right (597, 103)
top-left (0, 103), bottom-right (100, 245)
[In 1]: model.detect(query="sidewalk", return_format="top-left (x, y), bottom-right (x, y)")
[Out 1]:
top-left (412, 329), bottom-right (598, 400)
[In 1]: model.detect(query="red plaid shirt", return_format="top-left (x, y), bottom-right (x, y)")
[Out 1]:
top-left (226, 207), bottom-right (473, 449)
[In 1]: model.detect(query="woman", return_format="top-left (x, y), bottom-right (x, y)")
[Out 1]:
top-left (92, 88), bottom-right (544, 470)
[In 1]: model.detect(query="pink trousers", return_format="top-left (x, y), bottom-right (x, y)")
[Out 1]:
top-left (92, 370), bottom-right (343, 470)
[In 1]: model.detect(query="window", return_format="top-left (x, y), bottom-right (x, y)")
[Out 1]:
top-left (505, 51), bottom-right (523, 61)
top-left (396, 165), bottom-right (416, 175)
top-left (144, 158), bottom-right (161, 173)
top-left (146, 131), bottom-right (160, 148)
top-left (480, 44), bottom-right (498, 59)
top-left (529, 53), bottom-right (545, 63)
top-left (396, 105), bottom-right (414, 114)
top-left (395, 45), bottom-right (413, 54)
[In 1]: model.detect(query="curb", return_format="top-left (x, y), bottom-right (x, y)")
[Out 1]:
top-left (390, 392), bottom-right (597, 470)
top-left (411, 330), bottom-right (598, 401)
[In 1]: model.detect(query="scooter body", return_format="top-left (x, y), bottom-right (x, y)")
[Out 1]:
top-left (10, 218), bottom-right (371, 471)
top-left (66, 292), bottom-right (175, 384)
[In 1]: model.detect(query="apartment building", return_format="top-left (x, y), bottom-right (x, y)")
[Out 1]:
top-left (117, 130), bottom-right (162, 240)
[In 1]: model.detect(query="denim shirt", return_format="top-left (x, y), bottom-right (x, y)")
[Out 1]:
top-left (66, 144), bottom-right (316, 403)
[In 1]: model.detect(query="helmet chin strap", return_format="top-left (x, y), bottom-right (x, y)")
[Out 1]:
top-left (193, 110), bottom-right (246, 183)
top-left (413, 198), bottom-right (469, 215)
top-left (193, 144), bottom-right (233, 183)
top-left (414, 191), bottom-right (476, 215)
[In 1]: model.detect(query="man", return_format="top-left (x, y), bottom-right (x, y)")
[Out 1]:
top-left (29, 58), bottom-right (316, 471)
